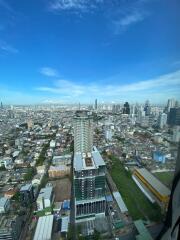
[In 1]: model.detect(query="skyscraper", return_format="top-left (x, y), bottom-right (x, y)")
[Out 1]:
top-left (74, 148), bottom-right (106, 222)
top-left (123, 102), bottom-right (130, 114)
top-left (95, 99), bottom-right (97, 110)
top-left (167, 99), bottom-right (175, 112)
top-left (73, 111), bottom-right (93, 153)
top-left (144, 100), bottom-right (151, 116)
top-left (73, 111), bottom-right (106, 223)
top-left (167, 108), bottom-right (180, 126)
top-left (159, 113), bottom-right (167, 129)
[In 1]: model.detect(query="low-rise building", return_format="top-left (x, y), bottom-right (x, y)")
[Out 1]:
top-left (0, 197), bottom-right (10, 213)
top-left (4, 188), bottom-right (18, 199)
top-left (36, 165), bottom-right (46, 174)
top-left (32, 174), bottom-right (44, 186)
top-left (0, 214), bottom-right (24, 240)
top-left (36, 186), bottom-right (53, 211)
top-left (133, 168), bottom-right (170, 206)
top-left (33, 215), bottom-right (54, 240)
top-left (153, 151), bottom-right (166, 163)
top-left (20, 184), bottom-right (34, 207)
top-left (48, 165), bottom-right (70, 178)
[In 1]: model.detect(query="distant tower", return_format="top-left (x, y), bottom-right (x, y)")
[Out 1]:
top-left (123, 102), bottom-right (130, 114)
top-left (95, 99), bottom-right (98, 110)
top-left (167, 107), bottom-right (180, 126)
top-left (73, 110), bottom-right (93, 153)
top-left (159, 113), bottom-right (167, 129)
top-left (144, 100), bottom-right (151, 116)
top-left (167, 99), bottom-right (175, 112)
top-left (0, 102), bottom-right (3, 109)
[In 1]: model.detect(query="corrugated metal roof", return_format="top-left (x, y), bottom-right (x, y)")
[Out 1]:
top-left (134, 219), bottom-right (153, 240)
top-left (38, 186), bottom-right (53, 200)
top-left (113, 191), bottom-right (128, 213)
top-left (33, 215), bottom-right (54, 240)
top-left (135, 168), bottom-right (170, 196)
top-left (61, 216), bottom-right (69, 232)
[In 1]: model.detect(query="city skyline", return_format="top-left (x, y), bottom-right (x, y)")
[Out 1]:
top-left (0, 0), bottom-right (180, 104)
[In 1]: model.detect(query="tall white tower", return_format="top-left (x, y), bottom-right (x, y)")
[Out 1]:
top-left (73, 110), bottom-right (93, 153)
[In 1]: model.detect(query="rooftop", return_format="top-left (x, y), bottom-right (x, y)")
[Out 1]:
top-left (112, 191), bottom-right (128, 213)
top-left (74, 148), bottom-right (105, 171)
top-left (134, 168), bottom-right (171, 196)
top-left (134, 219), bottom-right (153, 240)
top-left (33, 215), bottom-right (54, 240)
top-left (38, 186), bottom-right (53, 200)
top-left (20, 183), bottom-right (32, 192)
top-left (0, 197), bottom-right (9, 208)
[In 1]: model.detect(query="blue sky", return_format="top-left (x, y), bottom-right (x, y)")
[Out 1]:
top-left (0, 0), bottom-right (180, 104)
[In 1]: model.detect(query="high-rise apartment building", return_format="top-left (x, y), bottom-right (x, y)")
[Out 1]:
top-left (167, 99), bottom-right (175, 112)
top-left (73, 111), bottom-right (93, 154)
top-left (74, 148), bottom-right (106, 222)
top-left (73, 111), bottom-right (106, 222)
top-left (159, 113), bottom-right (167, 129)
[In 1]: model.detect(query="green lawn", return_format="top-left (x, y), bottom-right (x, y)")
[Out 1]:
top-left (109, 155), bottom-right (162, 222)
top-left (154, 171), bottom-right (174, 188)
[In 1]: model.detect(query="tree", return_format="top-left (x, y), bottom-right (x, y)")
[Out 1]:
top-left (24, 168), bottom-right (36, 181)
top-left (93, 230), bottom-right (101, 240)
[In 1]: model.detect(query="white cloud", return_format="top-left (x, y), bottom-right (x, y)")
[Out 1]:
top-left (36, 70), bottom-right (180, 102)
top-left (110, 0), bottom-right (151, 34)
top-left (39, 67), bottom-right (58, 77)
top-left (0, 41), bottom-right (19, 54)
top-left (49, 0), bottom-right (103, 11)
top-left (116, 11), bottom-right (145, 27)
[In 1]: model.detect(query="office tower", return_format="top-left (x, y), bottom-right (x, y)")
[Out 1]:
top-left (95, 99), bottom-right (97, 110)
top-left (74, 150), bottom-right (106, 222)
top-left (0, 102), bottom-right (3, 109)
top-left (123, 102), bottom-right (130, 114)
top-left (167, 108), bottom-right (180, 126)
top-left (167, 98), bottom-right (175, 112)
top-left (73, 111), bottom-right (93, 154)
top-left (159, 113), bottom-right (167, 129)
top-left (144, 100), bottom-right (151, 116)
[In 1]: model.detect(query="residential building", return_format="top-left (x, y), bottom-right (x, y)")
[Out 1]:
top-left (74, 147), bottom-right (106, 222)
top-left (36, 186), bottom-right (53, 211)
top-left (0, 215), bottom-right (24, 240)
top-left (159, 113), bottom-right (167, 129)
top-left (20, 184), bottom-right (34, 207)
top-left (73, 110), bottom-right (93, 153)
top-left (0, 197), bottom-right (10, 213)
